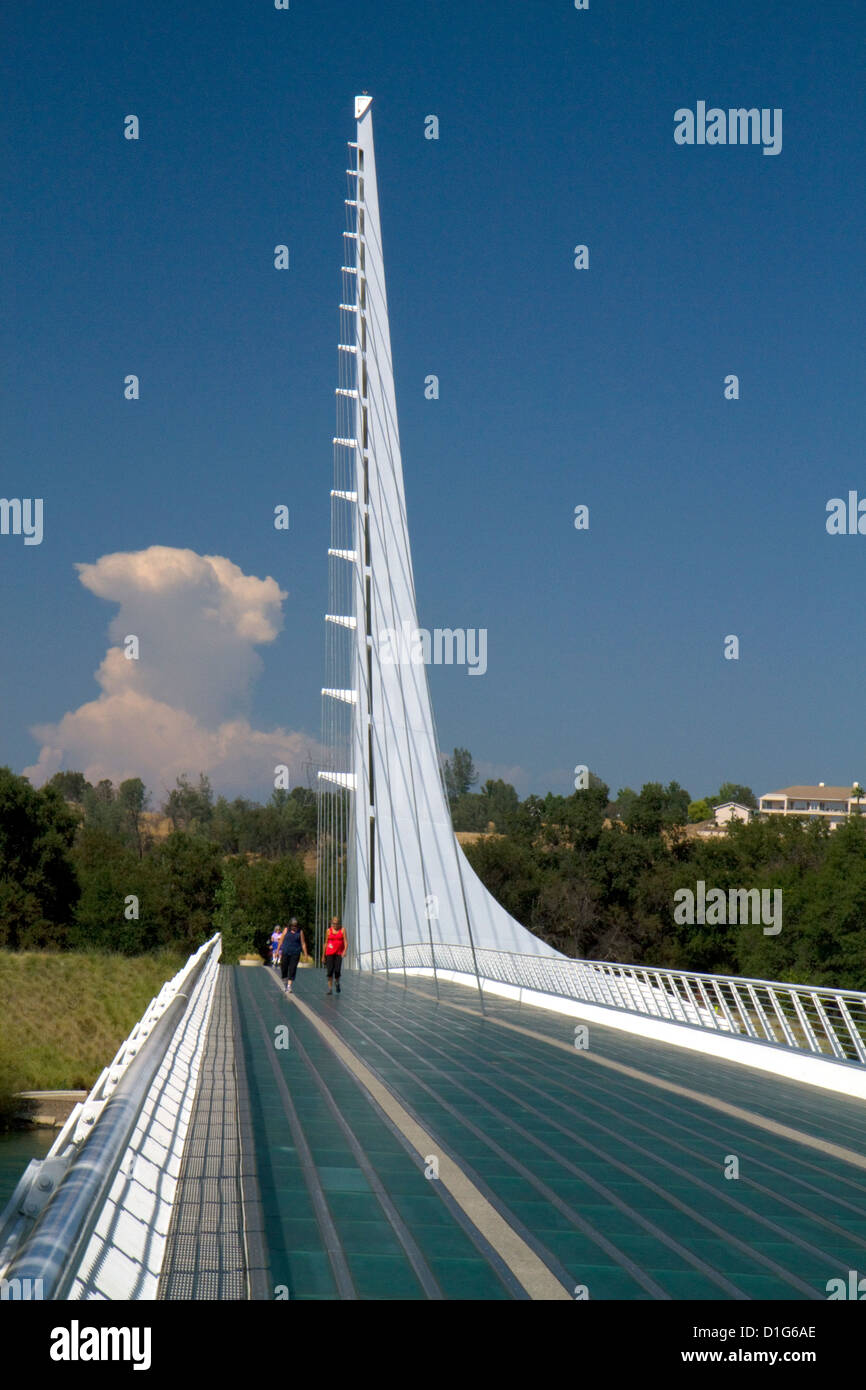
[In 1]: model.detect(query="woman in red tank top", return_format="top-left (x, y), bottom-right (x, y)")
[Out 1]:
top-left (325, 918), bottom-right (346, 994)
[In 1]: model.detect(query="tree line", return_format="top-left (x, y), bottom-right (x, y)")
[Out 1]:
top-left (0, 768), bottom-right (316, 960)
top-left (2, 757), bottom-right (864, 989)
top-left (443, 749), bottom-right (866, 991)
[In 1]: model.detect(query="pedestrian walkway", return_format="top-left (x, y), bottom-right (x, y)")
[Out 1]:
top-left (232, 965), bottom-right (521, 1298)
top-left (227, 964), bottom-right (866, 1300)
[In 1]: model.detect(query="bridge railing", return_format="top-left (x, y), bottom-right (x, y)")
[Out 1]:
top-left (0, 933), bottom-right (222, 1299)
top-left (362, 942), bottom-right (866, 1066)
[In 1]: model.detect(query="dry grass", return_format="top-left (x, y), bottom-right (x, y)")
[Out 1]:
top-left (0, 950), bottom-right (186, 1092)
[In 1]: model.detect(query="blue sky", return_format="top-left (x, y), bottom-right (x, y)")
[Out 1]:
top-left (2, 0), bottom-right (864, 806)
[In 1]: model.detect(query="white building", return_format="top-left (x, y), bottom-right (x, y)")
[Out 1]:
top-left (758, 784), bottom-right (864, 829)
top-left (713, 802), bottom-right (753, 825)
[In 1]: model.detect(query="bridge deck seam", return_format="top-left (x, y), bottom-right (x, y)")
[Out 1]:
top-left (271, 996), bottom-right (444, 1299)
top-left (261, 970), bottom-right (530, 1300)
top-left (283, 982), bottom-right (573, 1300)
top-left (300, 983), bottom-right (677, 1299)
top-left (393, 980), bottom-right (866, 1172)
top-left (236, 965), bottom-right (358, 1299)
top-left (229, 968), bottom-right (272, 1299)
top-left (342, 984), bottom-right (833, 1299)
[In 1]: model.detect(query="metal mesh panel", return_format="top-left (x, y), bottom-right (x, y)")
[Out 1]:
top-left (157, 971), bottom-right (250, 1300)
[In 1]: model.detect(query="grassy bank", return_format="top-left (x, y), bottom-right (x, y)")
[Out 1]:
top-left (0, 951), bottom-right (187, 1106)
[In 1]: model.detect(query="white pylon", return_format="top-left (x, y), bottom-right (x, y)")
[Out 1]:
top-left (318, 98), bottom-right (563, 971)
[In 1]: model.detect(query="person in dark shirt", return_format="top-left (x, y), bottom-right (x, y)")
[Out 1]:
top-left (279, 918), bottom-right (307, 994)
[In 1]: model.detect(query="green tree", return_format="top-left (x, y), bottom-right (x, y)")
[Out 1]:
top-left (621, 782), bottom-right (691, 836)
top-left (662, 781), bottom-right (691, 826)
top-left (530, 871), bottom-right (600, 957)
top-left (713, 783), bottom-right (757, 810)
top-left (443, 748), bottom-right (478, 805)
top-left (0, 768), bottom-right (80, 948)
top-left (231, 856), bottom-right (315, 959)
top-left (562, 784), bottom-right (609, 846)
top-left (451, 777), bottom-right (521, 834)
top-left (163, 773), bottom-right (214, 835)
top-left (590, 825), bottom-right (658, 922)
top-left (70, 826), bottom-right (157, 953)
top-left (736, 816), bottom-right (866, 990)
top-left (213, 868), bottom-right (251, 964)
top-left (531, 786), bottom-right (609, 853)
top-left (479, 779), bottom-right (520, 833)
top-left (213, 856), bottom-right (315, 963)
top-left (48, 770), bottom-right (91, 803)
top-left (612, 787), bottom-right (637, 823)
top-left (117, 778), bottom-right (149, 857)
top-left (451, 793), bottom-right (490, 832)
top-left (148, 833), bottom-right (222, 949)
top-left (509, 794), bottom-right (546, 846)
top-left (82, 779), bottom-right (124, 837)
top-left (688, 799), bottom-right (713, 823)
top-left (210, 796), bottom-right (249, 854)
top-left (245, 789), bottom-right (319, 857)
top-left (461, 836), bottom-right (542, 928)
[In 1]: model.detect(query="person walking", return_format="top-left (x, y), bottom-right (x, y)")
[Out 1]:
top-left (269, 925), bottom-right (282, 968)
top-left (324, 917), bottom-right (347, 994)
top-left (279, 918), bottom-right (307, 994)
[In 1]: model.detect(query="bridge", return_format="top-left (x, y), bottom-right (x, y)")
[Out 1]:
top-left (2, 97), bottom-right (865, 1307)
top-left (2, 936), bottom-right (865, 1302)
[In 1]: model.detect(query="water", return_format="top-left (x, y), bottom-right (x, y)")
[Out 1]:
top-left (0, 1130), bottom-right (55, 1212)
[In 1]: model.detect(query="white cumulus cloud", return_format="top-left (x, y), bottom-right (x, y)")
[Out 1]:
top-left (24, 546), bottom-right (321, 799)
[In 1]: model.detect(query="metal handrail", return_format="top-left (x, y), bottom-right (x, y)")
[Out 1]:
top-left (1, 935), bottom-right (221, 1299)
top-left (360, 941), bottom-right (866, 1066)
